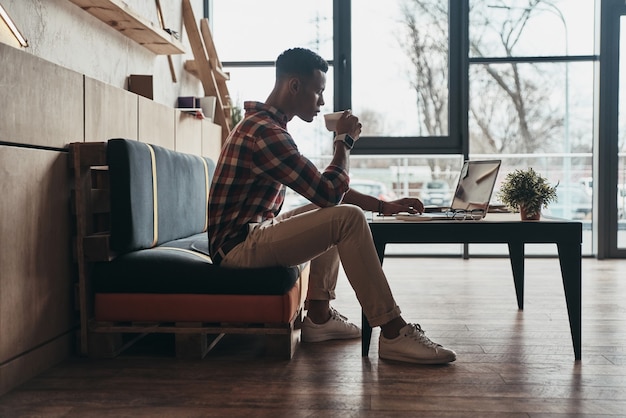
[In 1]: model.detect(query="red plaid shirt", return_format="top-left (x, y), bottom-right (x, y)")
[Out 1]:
top-left (208, 101), bottom-right (350, 256)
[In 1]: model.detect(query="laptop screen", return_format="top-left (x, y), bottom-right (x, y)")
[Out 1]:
top-left (450, 160), bottom-right (502, 212)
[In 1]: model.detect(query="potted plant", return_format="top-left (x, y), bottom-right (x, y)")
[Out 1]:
top-left (497, 167), bottom-right (558, 220)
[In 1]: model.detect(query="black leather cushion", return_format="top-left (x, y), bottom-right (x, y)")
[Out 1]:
top-left (107, 139), bottom-right (215, 252)
top-left (92, 233), bottom-right (301, 295)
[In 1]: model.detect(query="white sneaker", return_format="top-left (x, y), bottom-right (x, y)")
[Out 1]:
top-left (379, 323), bottom-right (457, 364)
top-left (301, 308), bottom-right (361, 343)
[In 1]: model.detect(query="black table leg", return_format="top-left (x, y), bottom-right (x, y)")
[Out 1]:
top-left (361, 312), bottom-right (372, 357)
top-left (557, 242), bottom-right (582, 360)
top-left (508, 241), bottom-right (525, 310)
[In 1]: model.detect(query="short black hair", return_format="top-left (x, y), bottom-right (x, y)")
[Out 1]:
top-left (275, 48), bottom-right (328, 79)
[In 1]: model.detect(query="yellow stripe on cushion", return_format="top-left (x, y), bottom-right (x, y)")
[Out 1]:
top-left (199, 156), bottom-right (209, 232)
top-left (146, 144), bottom-right (158, 247)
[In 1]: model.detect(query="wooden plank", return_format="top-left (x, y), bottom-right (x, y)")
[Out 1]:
top-left (181, 0), bottom-right (217, 97)
top-left (154, 0), bottom-right (177, 81)
top-left (138, 96), bottom-right (176, 150)
top-left (0, 147), bottom-right (74, 364)
top-left (0, 44), bottom-right (84, 148)
top-left (181, 0), bottom-right (231, 143)
top-left (70, 142), bottom-right (112, 356)
top-left (73, 142), bottom-right (107, 168)
top-left (201, 119), bottom-right (222, 160)
top-left (198, 18), bottom-right (222, 71)
top-left (175, 322), bottom-right (208, 359)
top-left (175, 109), bottom-right (203, 155)
top-left (213, 65), bottom-right (230, 82)
top-left (90, 189), bottom-right (110, 214)
top-left (85, 77), bottom-right (138, 142)
top-left (70, 143), bottom-right (96, 356)
top-left (89, 323), bottom-right (293, 335)
top-left (87, 332), bottom-right (124, 359)
top-left (68, 0), bottom-right (185, 55)
top-left (200, 18), bottom-right (232, 140)
top-left (183, 59), bottom-right (230, 82)
top-left (182, 60), bottom-right (200, 78)
top-left (83, 234), bottom-right (112, 262)
top-left (265, 330), bottom-right (299, 359)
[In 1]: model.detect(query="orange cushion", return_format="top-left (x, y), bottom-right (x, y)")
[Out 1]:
top-left (94, 278), bottom-right (304, 324)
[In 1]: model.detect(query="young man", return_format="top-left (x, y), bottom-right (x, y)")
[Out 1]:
top-left (208, 47), bottom-right (456, 364)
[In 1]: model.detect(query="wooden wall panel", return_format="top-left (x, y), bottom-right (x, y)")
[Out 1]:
top-left (138, 96), bottom-right (176, 150)
top-left (174, 110), bottom-right (203, 155)
top-left (0, 146), bottom-right (75, 394)
top-left (85, 77), bottom-right (138, 142)
top-left (0, 44), bottom-right (84, 148)
top-left (201, 120), bottom-right (222, 161)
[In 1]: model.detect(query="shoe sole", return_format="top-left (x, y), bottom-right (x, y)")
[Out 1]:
top-left (379, 352), bottom-right (457, 365)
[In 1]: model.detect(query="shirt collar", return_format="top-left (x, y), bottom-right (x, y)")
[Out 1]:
top-left (244, 101), bottom-right (289, 129)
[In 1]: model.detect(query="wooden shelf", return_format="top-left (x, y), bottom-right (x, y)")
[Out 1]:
top-left (68, 0), bottom-right (185, 55)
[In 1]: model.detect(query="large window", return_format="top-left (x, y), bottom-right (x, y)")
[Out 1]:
top-left (210, 0), bottom-right (622, 257)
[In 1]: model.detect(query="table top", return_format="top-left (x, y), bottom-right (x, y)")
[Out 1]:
top-left (370, 212), bottom-right (579, 224)
top-left (368, 212), bottom-right (583, 245)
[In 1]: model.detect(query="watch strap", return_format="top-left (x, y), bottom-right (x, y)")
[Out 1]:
top-left (334, 134), bottom-right (354, 150)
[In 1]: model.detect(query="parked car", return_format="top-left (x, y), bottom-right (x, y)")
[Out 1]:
top-left (349, 179), bottom-right (397, 201)
top-left (420, 180), bottom-right (452, 207)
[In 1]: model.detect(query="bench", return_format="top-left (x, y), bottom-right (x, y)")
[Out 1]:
top-left (69, 139), bottom-right (309, 359)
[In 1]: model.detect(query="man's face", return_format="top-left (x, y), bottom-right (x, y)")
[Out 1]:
top-left (294, 69), bottom-right (326, 123)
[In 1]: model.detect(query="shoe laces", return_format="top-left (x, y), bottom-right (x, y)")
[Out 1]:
top-left (330, 307), bottom-right (350, 323)
top-left (404, 323), bottom-right (441, 348)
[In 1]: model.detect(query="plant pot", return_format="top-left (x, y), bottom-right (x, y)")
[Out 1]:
top-left (520, 206), bottom-right (541, 220)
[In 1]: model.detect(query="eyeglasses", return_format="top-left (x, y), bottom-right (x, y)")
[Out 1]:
top-left (445, 209), bottom-right (486, 221)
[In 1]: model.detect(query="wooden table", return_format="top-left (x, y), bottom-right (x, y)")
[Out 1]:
top-left (363, 213), bottom-right (583, 360)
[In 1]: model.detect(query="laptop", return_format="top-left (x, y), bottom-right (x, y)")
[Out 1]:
top-left (396, 159), bottom-right (502, 221)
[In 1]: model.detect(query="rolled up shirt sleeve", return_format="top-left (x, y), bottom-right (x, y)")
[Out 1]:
top-left (252, 130), bottom-right (349, 207)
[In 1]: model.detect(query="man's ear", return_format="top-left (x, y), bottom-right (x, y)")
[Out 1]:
top-left (288, 77), bottom-right (301, 95)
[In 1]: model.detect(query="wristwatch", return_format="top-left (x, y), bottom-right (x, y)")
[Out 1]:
top-left (334, 134), bottom-right (355, 150)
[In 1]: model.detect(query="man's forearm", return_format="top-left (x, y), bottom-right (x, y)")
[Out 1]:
top-left (343, 188), bottom-right (380, 212)
top-left (329, 141), bottom-right (350, 172)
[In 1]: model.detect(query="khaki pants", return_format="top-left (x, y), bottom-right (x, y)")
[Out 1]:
top-left (220, 204), bottom-right (401, 327)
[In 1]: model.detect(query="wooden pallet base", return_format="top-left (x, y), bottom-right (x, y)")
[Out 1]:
top-left (86, 315), bottom-right (304, 360)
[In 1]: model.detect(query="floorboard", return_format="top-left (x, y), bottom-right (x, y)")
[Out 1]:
top-left (1, 257), bottom-right (625, 417)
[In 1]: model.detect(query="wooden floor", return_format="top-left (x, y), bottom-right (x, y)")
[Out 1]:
top-left (1, 256), bottom-right (626, 417)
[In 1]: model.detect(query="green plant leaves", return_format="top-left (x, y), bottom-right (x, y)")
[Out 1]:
top-left (497, 168), bottom-right (558, 217)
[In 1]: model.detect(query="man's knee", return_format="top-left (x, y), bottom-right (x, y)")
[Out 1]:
top-left (334, 204), bottom-right (367, 227)
top-left (317, 204), bottom-right (367, 232)
top-left (337, 203), bottom-right (366, 218)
